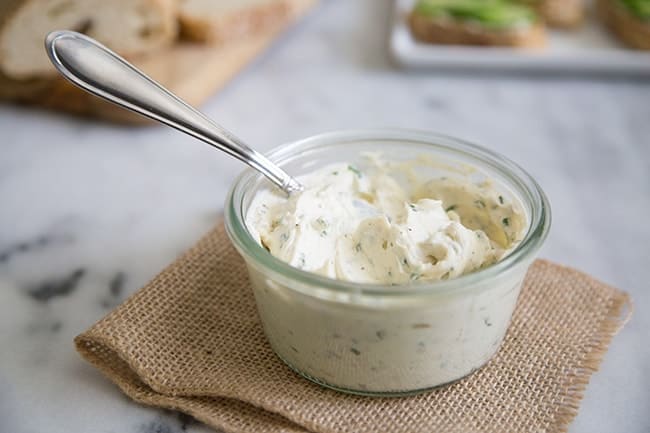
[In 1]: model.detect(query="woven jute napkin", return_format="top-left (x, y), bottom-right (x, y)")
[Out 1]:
top-left (75, 221), bottom-right (631, 433)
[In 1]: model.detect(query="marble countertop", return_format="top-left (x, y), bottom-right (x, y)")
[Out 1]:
top-left (1, 1), bottom-right (648, 432)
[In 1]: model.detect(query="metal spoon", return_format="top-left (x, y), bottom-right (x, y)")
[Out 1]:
top-left (45, 30), bottom-right (303, 195)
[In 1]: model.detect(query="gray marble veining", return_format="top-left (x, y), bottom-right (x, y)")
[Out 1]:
top-left (1, 1), bottom-right (649, 432)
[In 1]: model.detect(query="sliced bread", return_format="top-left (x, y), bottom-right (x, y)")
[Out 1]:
top-left (0, 0), bottom-right (178, 80)
top-left (177, 0), bottom-right (293, 44)
top-left (598, 0), bottom-right (650, 49)
top-left (409, 0), bottom-right (546, 48)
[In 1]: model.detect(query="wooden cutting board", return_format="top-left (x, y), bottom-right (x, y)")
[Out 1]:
top-left (0, 0), bottom-right (317, 124)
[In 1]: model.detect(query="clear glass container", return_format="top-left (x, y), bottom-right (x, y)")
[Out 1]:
top-left (225, 129), bottom-right (551, 396)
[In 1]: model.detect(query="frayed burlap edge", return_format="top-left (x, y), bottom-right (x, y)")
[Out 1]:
top-left (544, 263), bottom-right (632, 432)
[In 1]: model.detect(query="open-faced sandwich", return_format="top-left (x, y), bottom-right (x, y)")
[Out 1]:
top-left (523, 0), bottom-right (585, 28)
top-left (598, 0), bottom-right (650, 49)
top-left (408, 0), bottom-right (546, 48)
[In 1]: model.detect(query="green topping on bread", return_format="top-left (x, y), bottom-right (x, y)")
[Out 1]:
top-left (620, 0), bottom-right (650, 19)
top-left (413, 0), bottom-right (537, 29)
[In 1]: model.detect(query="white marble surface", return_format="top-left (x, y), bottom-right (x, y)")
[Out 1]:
top-left (1, 1), bottom-right (649, 432)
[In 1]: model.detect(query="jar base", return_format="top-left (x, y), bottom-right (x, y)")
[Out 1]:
top-left (275, 351), bottom-right (483, 398)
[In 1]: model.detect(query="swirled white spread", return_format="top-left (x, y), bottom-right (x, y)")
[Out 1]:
top-left (246, 156), bottom-right (525, 284)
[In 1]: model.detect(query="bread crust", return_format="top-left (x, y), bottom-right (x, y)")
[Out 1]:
top-left (0, 0), bottom-right (28, 68)
top-left (0, 70), bottom-right (151, 123)
top-left (408, 12), bottom-right (546, 48)
top-left (598, 0), bottom-right (650, 50)
top-left (142, 0), bottom-right (179, 53)
top-left (179, 0), bottom-right (292, 44)
top-left (0, 1), bottom-right (24, 25)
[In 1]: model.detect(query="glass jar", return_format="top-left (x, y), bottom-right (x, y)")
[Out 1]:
top-left (225, 129), bottom-right (551, 396)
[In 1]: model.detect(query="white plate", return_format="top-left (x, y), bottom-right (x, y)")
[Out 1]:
top-left (389, 0), bottom-right (650, 75)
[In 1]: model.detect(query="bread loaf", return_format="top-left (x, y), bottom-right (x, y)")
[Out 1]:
top-left (0, 0), bottom-right (178, 79)
top-left (178, 0), bottom-right (292, 44)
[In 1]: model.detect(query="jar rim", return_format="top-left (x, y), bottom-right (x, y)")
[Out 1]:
top-left (225, 128), bottom-right (551, 297)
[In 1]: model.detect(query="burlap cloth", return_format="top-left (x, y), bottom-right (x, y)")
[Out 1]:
top-left (75, 221), bottom-right (632, 433)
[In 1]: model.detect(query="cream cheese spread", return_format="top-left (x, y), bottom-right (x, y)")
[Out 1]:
top-left (246, 156), bottom-right (525, 284)
top-left (242, 154), bottom-right (533, 393)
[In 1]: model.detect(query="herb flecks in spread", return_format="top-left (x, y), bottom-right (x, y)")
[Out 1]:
top-left (246, 156), bottom-right (525, 284)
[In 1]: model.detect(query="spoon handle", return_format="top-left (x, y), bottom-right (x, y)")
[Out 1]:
top-left (45, 30), bottom-right (302, 194)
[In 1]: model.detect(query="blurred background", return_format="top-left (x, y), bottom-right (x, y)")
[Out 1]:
top-left (0, 1), bottom-right (648, 432)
